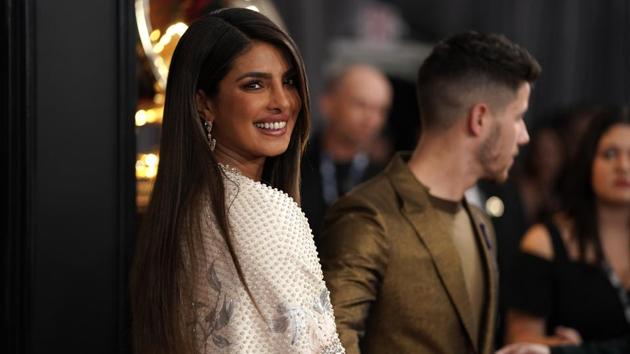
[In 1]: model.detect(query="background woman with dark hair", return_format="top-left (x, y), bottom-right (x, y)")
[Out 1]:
top-left (505, 107), bottom-right (630, 347)
top-left (130, 8), bottom-right (344, 354)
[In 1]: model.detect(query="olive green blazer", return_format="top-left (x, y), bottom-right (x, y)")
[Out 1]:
top-left (320, 153), bottom-right (498, 354)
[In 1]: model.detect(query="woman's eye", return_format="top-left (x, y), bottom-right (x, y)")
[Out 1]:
top-left (283, 76), bottom-right (297, 87)
top-left (601, 148), bottom-right (618, 159)
top-left (243, 81), bottom-right (263, 90)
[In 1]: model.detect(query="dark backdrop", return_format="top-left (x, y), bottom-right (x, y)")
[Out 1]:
top-left (391, 0), bottom-right (630, 123)
top-left (3, 0), bottom-right (136, 353)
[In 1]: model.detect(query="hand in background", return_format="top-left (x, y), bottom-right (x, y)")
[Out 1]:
top-left (496, 343), bottom-right (550, 354)
top-left (554, 326), bottom-right (582, 345)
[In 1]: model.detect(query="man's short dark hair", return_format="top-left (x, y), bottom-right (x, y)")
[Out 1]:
top-left (417, 31), bottom-right (541, 130)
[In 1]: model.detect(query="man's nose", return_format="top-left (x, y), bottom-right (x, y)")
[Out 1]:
top-left (518, 121), bottom-right (530, 145)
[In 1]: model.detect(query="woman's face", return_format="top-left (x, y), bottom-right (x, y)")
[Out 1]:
top-left (205, 41), bottom-right (301, 163)
top-left (592, 123), bottom-right (630, 205)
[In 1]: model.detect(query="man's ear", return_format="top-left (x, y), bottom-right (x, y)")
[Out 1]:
top-left (195, 90), bottom-right (214, 122)
top-left (467, 102), bottom-right (490, 137)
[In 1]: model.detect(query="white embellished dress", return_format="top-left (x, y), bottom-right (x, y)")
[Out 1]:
top-left (191, 166), bottom-right (345, 354)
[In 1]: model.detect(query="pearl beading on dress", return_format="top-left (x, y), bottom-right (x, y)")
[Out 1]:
top-left (191, 164), bottom-right (345, 353)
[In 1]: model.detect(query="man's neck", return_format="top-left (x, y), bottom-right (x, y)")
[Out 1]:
top-left (322, 130), bottom-right (360, 162)
top-left (407, 133), bottom-right (479, 201)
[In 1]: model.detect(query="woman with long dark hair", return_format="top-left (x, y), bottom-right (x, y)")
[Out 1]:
top-left (505, 106), bottom-right (630, 347)
top-left (130, 8), bottom-right (344, 354)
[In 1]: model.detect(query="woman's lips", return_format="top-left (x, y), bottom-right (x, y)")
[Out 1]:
top-left (254, 121), bottom-right (287, 130)
top-left (613, 179), bottom-right (630, 188)
top-left (253, 120), bottom-right (288, 136)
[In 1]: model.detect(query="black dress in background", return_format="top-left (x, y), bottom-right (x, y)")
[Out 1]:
top-left (508, 222), bottom-right (630, 342)
top-left (551, 334), bottom-right (630, 354)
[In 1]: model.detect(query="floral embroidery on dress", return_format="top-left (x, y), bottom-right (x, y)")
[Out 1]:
top-left (272, 303), bottom-right (307, 345)
top-left (313, 289), bottom-right (334, 315)
top-left (191, 261), bottom-right (235, 351)
top-left (271, 288), bottom-right (342, 352)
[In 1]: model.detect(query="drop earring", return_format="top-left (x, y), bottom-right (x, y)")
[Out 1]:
top-left (203, 120), bottom-right (216, 151)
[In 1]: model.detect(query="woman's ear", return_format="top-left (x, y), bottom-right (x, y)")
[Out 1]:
top-left (195, 90), bottom-right (214, 122)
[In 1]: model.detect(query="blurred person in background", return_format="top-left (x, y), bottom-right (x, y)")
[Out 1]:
top-left (515, 123), bottom-right (565, 223)
top-left (505, 106), bottom-right (630, 347)
top-left (301, 63), bottom-right (392, 239)
top-left (557, 105), bottom-right (604, 163)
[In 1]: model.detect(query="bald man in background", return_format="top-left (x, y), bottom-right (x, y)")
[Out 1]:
top-left (301, 64), bottom-right (393, 241)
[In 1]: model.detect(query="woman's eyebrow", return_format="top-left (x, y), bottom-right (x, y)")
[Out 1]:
top-left (235, 71), bottom-right (271, 81)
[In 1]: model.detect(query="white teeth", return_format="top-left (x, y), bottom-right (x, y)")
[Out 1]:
top-left (254, 121), bottom-right (287, 130)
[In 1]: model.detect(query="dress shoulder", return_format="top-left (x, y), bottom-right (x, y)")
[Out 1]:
top-left (222, 166), bottom-right (306, 227)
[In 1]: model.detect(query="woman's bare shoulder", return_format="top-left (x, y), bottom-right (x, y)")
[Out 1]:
top-left (520, 223), bottom-right (554, 261)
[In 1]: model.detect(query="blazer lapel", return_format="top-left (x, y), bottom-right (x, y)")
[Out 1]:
top-left (466, 203), bottom-right (498, 353)
top-left (385, 154), bottom-right (478, 351)
top-left (402, 206), bottom-right (478, 352)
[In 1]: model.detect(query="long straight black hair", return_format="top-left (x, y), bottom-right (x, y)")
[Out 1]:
top-left (130, 8), bottom-right (310, 354)
top-left (562, 106), bottom-right (630, 263)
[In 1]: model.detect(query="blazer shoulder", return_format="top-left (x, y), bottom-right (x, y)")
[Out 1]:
top-left (339, 172), bottom-right (399, 211)
top-left (322, 172), bottom-right (397, 241)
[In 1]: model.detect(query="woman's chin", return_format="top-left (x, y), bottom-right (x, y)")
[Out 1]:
top-left (256, 140), bottom-right (292, 158)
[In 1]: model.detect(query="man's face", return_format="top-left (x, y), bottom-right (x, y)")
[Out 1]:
top-left (322, 67), bottom-right (392, 148)
top-left (479, 83), bottom-right (531, 182)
